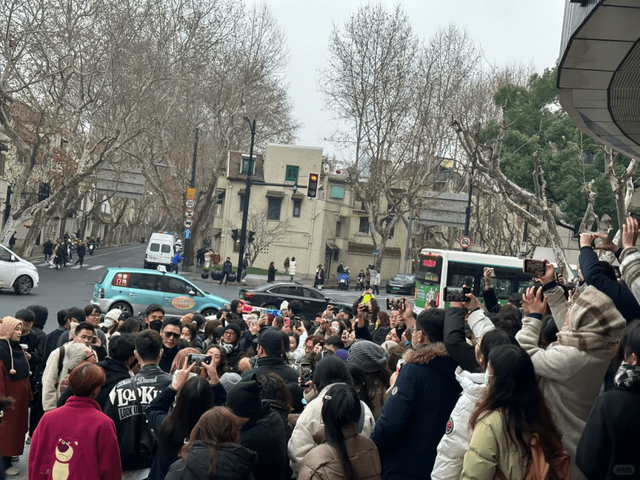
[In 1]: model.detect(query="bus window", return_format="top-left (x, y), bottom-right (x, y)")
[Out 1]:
top-left (495, 278), bottom-right (514, 299)
top-left (451, 273), bottom-right (475, 291)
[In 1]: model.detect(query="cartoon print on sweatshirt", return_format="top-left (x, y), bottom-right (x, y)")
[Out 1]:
top-left (52, 438), bottom-right (78, 480)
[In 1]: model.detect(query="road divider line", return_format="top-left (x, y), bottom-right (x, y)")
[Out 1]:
top-left (88, 265), bottom-right (104, 270)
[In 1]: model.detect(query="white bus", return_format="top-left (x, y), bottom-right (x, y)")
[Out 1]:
top-left (415, 248), bottom-right (535, 309)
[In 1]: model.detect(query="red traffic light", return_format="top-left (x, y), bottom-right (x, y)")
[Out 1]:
top-left (307, 172), bottom-right (319, 199)
top-left (310, 174), bottom-right (318, 181)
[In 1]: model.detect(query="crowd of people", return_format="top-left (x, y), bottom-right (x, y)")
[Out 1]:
top-left (1, 218), bottom-right (640, 479)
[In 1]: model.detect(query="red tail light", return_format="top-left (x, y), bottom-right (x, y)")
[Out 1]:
top-left (244, 293), bottom-right (255, 299)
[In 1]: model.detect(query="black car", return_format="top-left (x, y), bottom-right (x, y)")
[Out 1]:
top-left (239, 282), bottom-right (342, 318)
top-left (385, 274), bottom-right (416, 294)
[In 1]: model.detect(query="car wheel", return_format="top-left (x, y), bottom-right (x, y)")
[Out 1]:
top-left (13, 275), bottom-right (33, 295)
top-left (110, 302), bottom-right (133, 314)
top-left (201, 308), bottom-right (218, 317)
top-left (264, 304), bottom-right (278, 311)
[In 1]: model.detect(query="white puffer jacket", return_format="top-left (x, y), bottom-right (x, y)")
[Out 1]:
top-left (431, 368), bottom-right (487, 480)
top-left (288, 382), bottom-right (376, 477)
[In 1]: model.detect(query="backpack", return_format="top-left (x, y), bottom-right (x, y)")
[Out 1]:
top-left (498, 432), bottom-right (571, 480)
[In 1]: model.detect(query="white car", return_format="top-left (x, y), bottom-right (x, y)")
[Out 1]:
top-left (0, 244), bottom-right (39, 294)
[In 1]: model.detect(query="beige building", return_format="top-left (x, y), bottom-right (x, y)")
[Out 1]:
top-left (213, 144), bottom-right (408, 280)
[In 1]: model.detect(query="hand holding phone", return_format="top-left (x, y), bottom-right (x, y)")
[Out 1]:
top-left (443, 286), bottom-right (471, 302)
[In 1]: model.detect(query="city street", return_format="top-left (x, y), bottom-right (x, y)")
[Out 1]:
top-left (2, 244), bottom-right (407, 335)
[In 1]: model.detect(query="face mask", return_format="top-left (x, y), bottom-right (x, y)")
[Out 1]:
top-left (103, 319), bottom-right (114, 328)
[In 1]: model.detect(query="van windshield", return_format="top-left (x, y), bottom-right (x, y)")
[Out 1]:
top-left (161, 244), bottom-right (172, 253)
top-left (150, 243), bottom-right (160, 252)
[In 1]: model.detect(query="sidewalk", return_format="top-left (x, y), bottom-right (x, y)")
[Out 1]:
top-left (179, 270), bottom-right (343, 289)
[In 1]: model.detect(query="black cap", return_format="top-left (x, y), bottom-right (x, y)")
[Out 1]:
top-left (258, 327), bottom-right (283, 351)
top-left (227, 374), bottom-right (262, 418)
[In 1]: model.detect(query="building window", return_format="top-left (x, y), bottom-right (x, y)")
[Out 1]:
top-left (239, 194), bottom-right (246, 212)
top-left (285, 165), bottom-right (299, 182)
top-left (241, 158), bottom-right (255, 174)
top-left (293, 199), bottom-right (301, 217)
top-left (268, 198), bottom-right (282, 220)
top-left (335, 221), bottom-right (342, 237)
top-left (330, 185), bottom-right (345, 199)
top-left (359, 216), bottom-right (369, 234)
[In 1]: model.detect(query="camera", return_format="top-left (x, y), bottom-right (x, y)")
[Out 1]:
top-left (187, 353), bottom-right (212, 366)
top-left (386, 298), bottom-right (404, 310)
top-left (443, 286), bottom-right (471, 302)
top-left (523, 259), bottom-right (546, 277)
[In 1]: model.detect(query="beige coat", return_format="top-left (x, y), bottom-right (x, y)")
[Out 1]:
top-left (288, 383), bottom-right (376, 477)
top-left (299, 423), bottom-right (381, 480)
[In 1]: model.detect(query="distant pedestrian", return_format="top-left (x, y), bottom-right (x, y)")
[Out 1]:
top-left (314, 265), bottom-right (325, 290)
top-left (75, 241), bottom-right (86, 267)
top-left (268, 262), bottom-right (277, 283)
top-left (337, 261), bottom-right (344, 275)
top-left (289, 257), bottom-right (296, 281)
top-left (221, 257), bottom-right (233, 286)
top-left (284, 257), bottom-right (290, 271)
top-left (371, 269), bottom-right (380, 295)
top-left (171, 250), bottom-right (182, 274)
top-left (8, 232), bottom-right (16, 250)
top-left (43, 239), bottom-right (53, 262)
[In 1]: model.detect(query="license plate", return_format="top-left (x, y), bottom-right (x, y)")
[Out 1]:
top-left (393, 287), bottom-right (400, 290)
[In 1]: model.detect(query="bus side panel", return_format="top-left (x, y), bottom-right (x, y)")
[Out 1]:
top-left (415, 282), bottom-right (440, 309)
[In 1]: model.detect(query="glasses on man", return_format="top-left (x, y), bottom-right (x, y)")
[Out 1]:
top-left (84, 351), bottom-right (96, 361)
top-left (89, 312), bottom-right (101, 317)
top-left (77, 334), bottom-right (94, 342)
top-left (163, 331), bottom-right (180, 339)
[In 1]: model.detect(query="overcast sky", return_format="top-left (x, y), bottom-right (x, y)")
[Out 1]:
top-left (268, 0), bottom-right (566, 159)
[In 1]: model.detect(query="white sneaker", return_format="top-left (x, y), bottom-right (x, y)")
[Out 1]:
top-left (5, 467), bottom-right (19, 476)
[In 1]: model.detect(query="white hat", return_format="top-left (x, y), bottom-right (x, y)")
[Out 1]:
top-left (102, 309), bottom-right (122, 328)
top-left (280, 300), bottom-right (289, 311)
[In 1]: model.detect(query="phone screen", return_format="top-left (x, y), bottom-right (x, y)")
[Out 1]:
top-left (523, 259), bottom-right (545, 277)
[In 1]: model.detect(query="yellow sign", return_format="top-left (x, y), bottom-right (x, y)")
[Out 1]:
top-left (186, 188), bottom-right (195, 200)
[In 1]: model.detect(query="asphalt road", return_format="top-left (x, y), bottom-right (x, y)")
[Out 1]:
top-left (1, 244), bottom-right (407, 335)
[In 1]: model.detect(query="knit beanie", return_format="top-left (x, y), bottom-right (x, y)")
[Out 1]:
top-left (220, 372), bottom-right (243, 392)
top-left (103, 309), bottom-right (122, 328)
top-left (223, 323), bottom-right (241, 339)
top-left (348, 340), bottom-right (388, 373)
top-left (335, 349), bottom-right (349, 361)
top-left (381, 340), bottom-right (399, 352)
top-left (226, 373), bottom-right (262, 418)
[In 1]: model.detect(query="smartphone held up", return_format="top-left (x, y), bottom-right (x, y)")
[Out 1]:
top-left (443, 286), bottom-right (471, 303)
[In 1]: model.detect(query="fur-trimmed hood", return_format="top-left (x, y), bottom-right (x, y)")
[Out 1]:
top-left (405, 342), bottom-right (449, 365)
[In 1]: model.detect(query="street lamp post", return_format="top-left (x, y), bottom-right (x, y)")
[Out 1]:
top-left (237, 118), bottom-right (256, 279)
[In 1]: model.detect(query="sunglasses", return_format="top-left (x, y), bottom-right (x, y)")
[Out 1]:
top-left (163, 331), bottom-right (181, 339)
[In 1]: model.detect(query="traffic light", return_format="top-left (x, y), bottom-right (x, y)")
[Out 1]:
top-left (231, 229), bottom-right (239, 242)
top-left (307, 172), bottom-right (319, 199)
top-left (248, 231), bottom-right (255, 244)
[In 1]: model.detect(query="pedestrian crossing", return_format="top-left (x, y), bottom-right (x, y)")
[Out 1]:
top-left (35, 261), bottom-right (104, 271)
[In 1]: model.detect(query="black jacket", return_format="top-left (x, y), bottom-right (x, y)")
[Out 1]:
top-left (166, 441), bottom-right (256, 480)
top-left (222, 260), bottom-right (233, 274)
top-left (225, 345), bottom-right (246, 374)
top-left (579, 246), bottom-right (639, 322)
top-left (103, 364), bottom-right (172, 471)
top-left (240, 403), bottom-right (287, 480)
top-left (58, 358), bottom-right (132, 410)
top-left (159, 344), bottom-right (181, 373)
top-left (443, 307), bottom-right (480, 373)
top-left (242, 356), bottom-right (299, 384)
top-left (576, 380), bottom-right (640, 479)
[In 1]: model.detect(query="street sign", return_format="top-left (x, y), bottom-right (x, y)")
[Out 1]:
top-left (373, 249), bottom-right (379, 254)
top-left (459, 236), bottom-right (472, 249)
top-left (184, 208), bottom-right (194, 218)
top-left (186, 199), bottom-right (195, 208)
top-left (184, 228), bottom-right (191, 239)
top-left (186, 188), bottom-right (195, 200)
top-left (183, 219), bottom-right (193, 228)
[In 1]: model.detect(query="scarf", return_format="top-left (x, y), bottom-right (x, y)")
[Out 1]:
top-left (553, 286), bottom-right (626, 360)
top-left (614, 364), bottom-right (640, 388)
top-left (220, 340), bottom-right (237, 354)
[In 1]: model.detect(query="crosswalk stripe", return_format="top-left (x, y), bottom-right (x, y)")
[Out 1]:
top-left (71, 265), bottom-right (81, 269)
top-left (88, 265), bottom-right (104, 270)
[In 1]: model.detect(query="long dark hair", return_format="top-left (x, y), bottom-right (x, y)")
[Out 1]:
top-left (470, 345), bottom-right (562, 457)
top-left (180, 407), bottom-right (241, 477)
top-left (157, 376), bottom-right (216, 458)
top-left (313, 355), bottom-right (352, 392)
top-left (204, 345), bottom-right (229, 377)
top-left (321, 384), bottom-right (361, 480)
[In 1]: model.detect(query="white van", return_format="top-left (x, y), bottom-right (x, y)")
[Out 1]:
top-left (144, 232), bottom-right (176, 269)
top-left (0, 244), bottom-right (39, 294)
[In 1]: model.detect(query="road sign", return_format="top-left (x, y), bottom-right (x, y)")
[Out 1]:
top-left (184, 208), bottom-right (194, 218)
top-left (373, 249), bottom-right (379, 254)
top-left (185, 199), bottom-right (195, 208)
top-left (184, 228), bottom-right (191, 239)
top-left (183, 219), bottom-right (193, 228)
top-left (459, 236), bottom-right (472, 249)
top-left (186, 188), bottom-right (195, 200)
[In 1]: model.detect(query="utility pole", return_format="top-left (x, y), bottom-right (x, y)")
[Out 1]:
top-left (183, 128), bottom-right (198, 268)
top-left (463, 167), bottom-right (474, 252)
top-left (238, 118), bottom-right (256, 280)
top-left (404, 200), bottom-right (414, 274)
